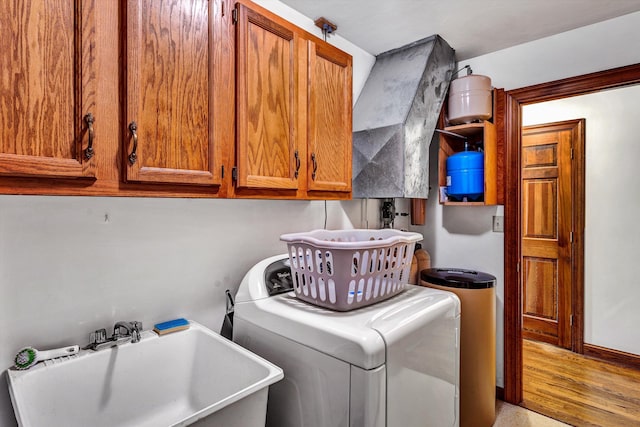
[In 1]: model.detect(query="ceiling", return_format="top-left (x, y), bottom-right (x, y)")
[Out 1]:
top-left (279, 0), bottom-right (640, 59)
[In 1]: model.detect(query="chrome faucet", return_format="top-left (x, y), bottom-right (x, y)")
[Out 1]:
top-left (122, 321), bottom-right (142, 343)
top-left (85, 321), bottom-right (143, 351)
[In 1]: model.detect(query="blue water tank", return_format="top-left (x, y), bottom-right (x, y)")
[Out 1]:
top-left (446, 150), bottom-right (484, 201)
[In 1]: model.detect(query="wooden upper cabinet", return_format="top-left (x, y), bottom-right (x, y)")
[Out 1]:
top-left (235, 4), bottom-right (299, 190)
top-left (0, 0), bottom-right (352, 199)
top-left (307, 40), bottom-right (352, 193)
top-left (0, 1), bottom-right (97, 179)
top-left (124, 0), bottom-right (221, 186)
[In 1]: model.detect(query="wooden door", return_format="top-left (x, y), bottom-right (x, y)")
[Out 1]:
top-left (521, 120), bottom-right (583, 348)
top-left (0, 1), bottom-right (96, 178)
top-left (307, 40), bottom-right (352, 193)
top-left (235, 4), bottom-right (299, 190)
top-left (124, 0), bottom-right (221, 186)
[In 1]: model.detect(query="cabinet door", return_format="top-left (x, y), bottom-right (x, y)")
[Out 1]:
top-left (125, 0), bottom-right (221, 186)
top-left (307, 41), bottom-right (352, 192)
top-left (0, 1), bottom-right (96, 178)
top-left (235, 4), bottom-right (299, 190)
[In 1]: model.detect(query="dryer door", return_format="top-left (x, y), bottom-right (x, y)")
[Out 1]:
top-left (371, 288), bottom-right (460, 427)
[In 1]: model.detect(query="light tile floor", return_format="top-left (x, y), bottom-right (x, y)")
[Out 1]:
top-left (493, 400), bottom-right (571, 426)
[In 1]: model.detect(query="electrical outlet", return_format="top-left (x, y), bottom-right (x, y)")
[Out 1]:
top-left (493, 215), bottom-right (504, 232)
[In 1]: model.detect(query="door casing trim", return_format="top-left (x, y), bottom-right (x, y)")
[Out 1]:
top-left (503, 62), bottom-right (640, 404)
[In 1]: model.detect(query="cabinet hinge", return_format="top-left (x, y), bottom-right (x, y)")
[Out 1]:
top-left (570, 314), bottom-right (574, 326)
top-left (571, 148), bottom-right (574, 159)
top-left (221, 165), bottom-right (224, 179)
top-left (221, 1), bottom-right (225, 17)
top-left (232, 8), bottom-right (237, 24)
top-left (570, 231), bottom-right (574, 243)
top-left (232, 166), bottom-right (238, 182)
top-left (516, 262), bottom-right (520, 273)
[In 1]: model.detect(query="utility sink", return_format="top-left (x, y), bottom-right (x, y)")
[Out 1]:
top-left (6, 321), bottom-right (283, 427)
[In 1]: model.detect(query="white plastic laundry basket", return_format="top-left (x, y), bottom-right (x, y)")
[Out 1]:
top-left (280, 229), bottom-right (423, 311)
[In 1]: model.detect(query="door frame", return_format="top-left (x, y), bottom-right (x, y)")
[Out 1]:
top-left (503, 63), bottom-right (640, 404)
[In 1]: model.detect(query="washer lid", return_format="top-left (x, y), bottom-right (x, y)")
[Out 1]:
top-left (235, 285), bottom-right (459, 370)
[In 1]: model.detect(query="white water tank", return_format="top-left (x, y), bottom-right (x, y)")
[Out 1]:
top-left (448, 74), bottom-right (492, 124)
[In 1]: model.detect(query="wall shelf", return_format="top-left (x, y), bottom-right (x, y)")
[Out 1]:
top-left (438, 121), bottom-right (498, 205)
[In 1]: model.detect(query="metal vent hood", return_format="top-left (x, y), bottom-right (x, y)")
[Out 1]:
top-left (352, 35), bottom-right (455, 198)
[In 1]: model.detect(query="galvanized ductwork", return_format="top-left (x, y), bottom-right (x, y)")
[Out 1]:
top-left (352, 35), bottom-right (456, 198)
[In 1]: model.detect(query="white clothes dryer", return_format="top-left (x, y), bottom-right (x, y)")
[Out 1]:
top-left (233, 254), bottom-right (460, 427)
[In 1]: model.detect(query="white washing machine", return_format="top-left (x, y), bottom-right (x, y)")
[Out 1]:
top-left (233, 254), bottom-right (460, 427)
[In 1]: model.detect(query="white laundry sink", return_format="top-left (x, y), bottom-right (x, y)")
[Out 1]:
top-left (6, 321), bottom-right (283, 427)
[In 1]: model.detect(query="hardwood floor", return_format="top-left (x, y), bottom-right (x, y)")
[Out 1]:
top-left (522, 339), bottom-right (640, 426)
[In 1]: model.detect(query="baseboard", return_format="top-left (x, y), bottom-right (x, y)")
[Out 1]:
top-left (523, 329), bottom-right (558, 346)
top-left (583, 343), bottom-right (640, 370)
top-left (496, 386), bottom-right (505, 401)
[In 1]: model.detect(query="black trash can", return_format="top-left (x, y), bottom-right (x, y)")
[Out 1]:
top-left (420, 268), bottom-right (496, 427)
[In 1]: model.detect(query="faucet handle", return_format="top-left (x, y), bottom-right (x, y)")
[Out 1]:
top-left (92, 328), bottom-right (108, 344)
top-left (84, 328), bottom-right (108, 350)
top-left (131, 321), bottom-right (143, 343)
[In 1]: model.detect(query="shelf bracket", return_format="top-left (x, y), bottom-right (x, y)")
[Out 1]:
top-left (435, 129), bottom-right (467, 140)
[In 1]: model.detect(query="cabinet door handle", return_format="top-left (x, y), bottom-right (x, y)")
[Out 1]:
top-left (294, 150), bottom-right (301, 178)
top-left (128, 121), bottom-right (138, 165)
top-left (311, 152), bottom-right (318, 180)
top-left (83, 113), bottom-right (95, 160)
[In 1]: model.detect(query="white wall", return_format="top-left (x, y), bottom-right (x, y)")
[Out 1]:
top-left (0, 197), bottom-right (363, 424)
top-left (459, 11), bottom-right (640, 90)
top-left (0, 2), bottom-right (376, 425)
top-left (523, 85), bottom-right (640, 355)
top-left (413, 10), bottom-right (640, 388)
